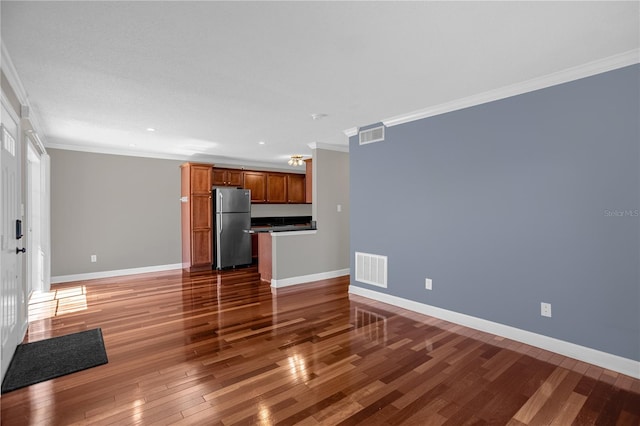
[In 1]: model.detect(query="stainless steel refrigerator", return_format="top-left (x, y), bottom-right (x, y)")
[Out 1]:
top-left (212, 187), bottom-right (252, 269)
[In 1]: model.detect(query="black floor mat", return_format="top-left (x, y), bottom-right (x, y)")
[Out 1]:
top-left (1, 328), bottom-right (108, 394)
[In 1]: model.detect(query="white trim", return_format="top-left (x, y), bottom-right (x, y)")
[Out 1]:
top-left (44, 141), bottom-right (304, 171)
top-left (1, 43), bottom-right (29, 105)
top-left (1, 43), bottom-right (48, 146)
top-left (343, 127), bottom-right (358, 138)
top-left (270, 230), bottom-right (317, 237)
top-left (51, 263), bottom-right (182, 284)
top-left (0, 92), bottom-right (21, 126)
top-left (41, 154), bottom-right (51, 291)
top-left (339, 50), bottom-right (640, 132)
top-left (383, 49), bottom-right (639, 127)
top-left (45, 141), bottom-right (200, 161)
top-left (307, 142), bottom-right (349, 153)
top-left (25, 130), bottom-right (46, 155)
top-left (271, 268), bottom-right (350, 288)
top-left (349, 285), bottom-right (640, 379)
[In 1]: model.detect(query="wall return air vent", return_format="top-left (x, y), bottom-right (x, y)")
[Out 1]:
top-left (359, 125), bottom-right (385, 145)
top-left (355, 251), bottom-right (388, 288)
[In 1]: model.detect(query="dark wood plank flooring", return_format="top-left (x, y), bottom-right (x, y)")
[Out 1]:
top-left (1, 267), bottom-right (638, 425)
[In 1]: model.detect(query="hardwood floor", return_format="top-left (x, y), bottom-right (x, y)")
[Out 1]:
top-left (1, 267), bottom-right (638, 425)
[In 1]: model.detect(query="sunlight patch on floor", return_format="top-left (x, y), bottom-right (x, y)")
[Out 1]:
top-left (28, 286), bottom-right (88, 321)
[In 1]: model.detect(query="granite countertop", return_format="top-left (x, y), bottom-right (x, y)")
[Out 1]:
top-left (250, 224), bottom-right (316, 233)
top-left (250, 216), bottom-right (315, 233)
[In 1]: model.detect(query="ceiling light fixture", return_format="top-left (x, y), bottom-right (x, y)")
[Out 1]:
top-left (288, 155), bottom-right (305, 166)
top-left (310, 113), bottom-right (327, 121)
top-left (258, 141), bottom-right (265, 145)
top-left (146, 127), bottom-right (156, 132)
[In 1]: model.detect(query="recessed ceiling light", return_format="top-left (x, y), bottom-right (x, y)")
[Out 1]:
top-left (146, 127), bottom-right (156, 132)
top-left (310, 113), bottom-right (328, 121)
top-left (258, 141), bottom-right (265, 145)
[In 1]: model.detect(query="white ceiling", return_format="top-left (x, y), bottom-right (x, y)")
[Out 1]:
top-left (2, 1), bottom-right (638, 169)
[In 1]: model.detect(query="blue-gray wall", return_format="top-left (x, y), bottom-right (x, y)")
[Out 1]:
top-left (350, 64), bottom-right (639, 361)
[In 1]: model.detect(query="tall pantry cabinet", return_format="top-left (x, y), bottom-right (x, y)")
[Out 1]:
top-left (181, 163), bottom-right (213, 272)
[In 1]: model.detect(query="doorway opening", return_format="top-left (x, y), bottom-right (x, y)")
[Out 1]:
top-left (25, 132), bottom-right (51, 300)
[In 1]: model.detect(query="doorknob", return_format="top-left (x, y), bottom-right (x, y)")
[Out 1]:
top-left (16, 247), bottom-right (26, 254)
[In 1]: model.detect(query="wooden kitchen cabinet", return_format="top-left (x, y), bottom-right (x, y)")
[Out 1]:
top-left (181, 163), bottom-right (213, 272)
top-left (258, 232), bottom-right (272, 282)
top-left (251, 233), bottom-right (258, 262)
top-left (244, 171), bottom-right (267, 203)
top-left (287, 174), bottom-right (305, 203)
top-left (212, 168), bottom-right (243, 187)
top-left (267, 173), bottom-right (287, 203)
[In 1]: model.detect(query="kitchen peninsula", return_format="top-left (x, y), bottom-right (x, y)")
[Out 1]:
top-left (249, 216), bottom-right (317, 282)
top-left (253, 227), bottom-right (317, 283)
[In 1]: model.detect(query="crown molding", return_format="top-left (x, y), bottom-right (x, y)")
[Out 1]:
top-left (381, 49), bottom-right (639, 128)
top-left (45, 141), bottom-right (191, 162)
top-left (25, 130), bottom-right (46, 154)
top-left (2, 42), bottom-right (48, 147)
top-left (1, 42), bottom-right (29, 105)
top-left (307, 142), bottom-right (349, 153)
top-left (343, 127), bottom-right (358, 138)
top-left (45, 140), bottom-right (308, 170)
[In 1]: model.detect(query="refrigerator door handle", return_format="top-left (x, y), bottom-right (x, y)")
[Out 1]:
top-left (218, 192), bottom-right (223, 234)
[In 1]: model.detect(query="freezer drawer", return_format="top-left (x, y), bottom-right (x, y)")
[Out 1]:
top-left (215, 212), bottom-right (252, 269)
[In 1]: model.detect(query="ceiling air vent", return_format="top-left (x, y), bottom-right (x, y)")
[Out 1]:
top-left (359, 126), bottom-right (385, 145)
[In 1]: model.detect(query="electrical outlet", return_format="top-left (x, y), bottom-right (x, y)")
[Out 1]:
top-left (337, 204), bottom-right (342, 212)
top-left (541, 302), bottom-right (552, 317)
top-left (91, 254), bottom-right (97, 263)
top-left (425, 278), bottom-right (432, 290)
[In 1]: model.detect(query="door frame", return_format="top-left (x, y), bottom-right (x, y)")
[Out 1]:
top-left (25, 131), bottom-right (51, 294)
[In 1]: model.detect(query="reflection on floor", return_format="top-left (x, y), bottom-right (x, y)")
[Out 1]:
top-left (3, 267), bottom-right (638, 425)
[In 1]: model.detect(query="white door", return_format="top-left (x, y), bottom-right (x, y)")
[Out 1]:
top-left (1, 100), bottom-right (23, 380)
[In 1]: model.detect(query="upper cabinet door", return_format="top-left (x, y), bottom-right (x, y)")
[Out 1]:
top-left (212, 168), bottom-right (244, 187)
top-left (227, 170), bottom-right (244, 187)
top-left (244, 171), bottom-right (266, 203)
top-left (267, 173), bottom-right (287, 203)
top-left (287, 174), bottom-right (305, 203)
top-left (191, 166), bottom-right (212, 194)
top-left (211, 168), bottom-right (227, 186)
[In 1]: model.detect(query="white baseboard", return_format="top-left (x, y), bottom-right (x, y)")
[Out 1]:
top-left (349, 285), bottom-right (640, 379)
top-left (271, 268), bottom-right (350, 288)
top-left (51, 263), bottom-right (183, 284)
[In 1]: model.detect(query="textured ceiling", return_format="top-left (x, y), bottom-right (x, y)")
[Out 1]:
top-left (2, 1), bottom-right (638, 169)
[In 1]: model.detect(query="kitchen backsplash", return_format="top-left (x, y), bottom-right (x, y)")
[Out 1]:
top-left (251, 203), bottom-right (312, 218)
